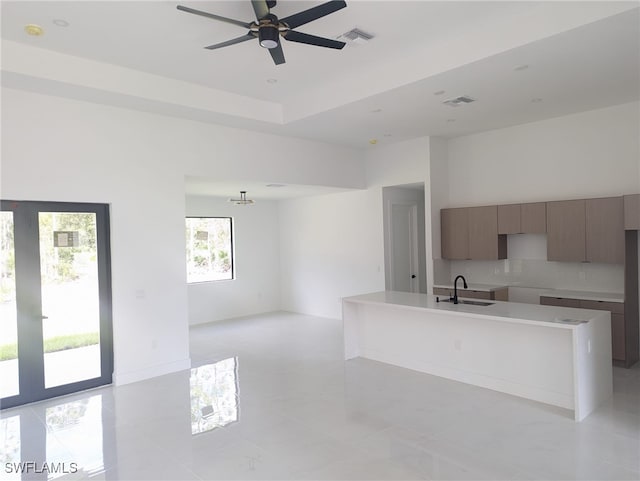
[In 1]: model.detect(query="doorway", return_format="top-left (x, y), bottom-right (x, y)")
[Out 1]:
top-left (0, 201), bottom-right (113, 409)
top-left (383, 184), bottom-right (428, 293)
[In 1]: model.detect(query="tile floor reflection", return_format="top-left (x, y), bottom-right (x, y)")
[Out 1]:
top-left (190, 358), bottom-right (239, 435)
top-left (1, 311), bottom-right (639, 480)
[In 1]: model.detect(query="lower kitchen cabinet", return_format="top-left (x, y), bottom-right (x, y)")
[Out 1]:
top-left (540, 295), bottom-right (629, 364)
top-left (540, 296), bottom-right (581, 309)
top-left (611, 314), bottom-right (626, 361)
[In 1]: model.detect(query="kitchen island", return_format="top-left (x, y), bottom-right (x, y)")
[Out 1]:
top-left (342, 291), bottom-right (613, 421)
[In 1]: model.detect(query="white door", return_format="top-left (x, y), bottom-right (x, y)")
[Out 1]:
top-left (390, 203), bottom-right (419, 293)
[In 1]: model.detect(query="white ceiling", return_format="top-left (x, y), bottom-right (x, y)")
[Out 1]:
top-left (2, 1), bottom-right (639, 198)
top-left (1, 1), bottom-right (529, 102)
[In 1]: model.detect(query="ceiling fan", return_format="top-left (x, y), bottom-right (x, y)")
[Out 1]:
top-left (177, 0), bottom-right (347, 65)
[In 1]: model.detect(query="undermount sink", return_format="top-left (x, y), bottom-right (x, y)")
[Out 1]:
top-left (440, 298), bottom-right (494, 307)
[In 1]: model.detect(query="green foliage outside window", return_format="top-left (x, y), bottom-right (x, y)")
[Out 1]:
top-left (186, 217), bottom-right (233, 283)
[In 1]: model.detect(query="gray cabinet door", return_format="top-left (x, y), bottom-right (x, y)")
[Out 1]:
top-left (441, 208), bottom-right (469, 259)
top-left (498, 204), bottom-right (520, 234)
top-left (546, 200), bottom-right (586, 262)
top-left (468, 206), bottom-right (500, 259)
top-left (540, 296), bottom-right (581, 308)
top-left (624, 194), bottom-right (640, 230)
top-left (611, 313), bottom-right (626, 361)
top-left (521, 202), bottom-right (546, 233)
top-left (585, 197), bottom-right (624, 264)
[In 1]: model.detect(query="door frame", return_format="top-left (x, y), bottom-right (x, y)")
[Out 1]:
top-left (388, 202), bottom-right (420, 293)
top-left (382, 184), bottom-right (428, 294)
top-left (0, 200), bottom-right (113, 409)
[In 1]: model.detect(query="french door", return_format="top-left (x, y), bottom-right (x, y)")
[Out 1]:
top-left (0, 201), bottom-right (113, 409)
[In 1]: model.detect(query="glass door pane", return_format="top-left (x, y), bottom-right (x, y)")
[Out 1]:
top-left (39, 212), bottom-right (101, 388)
top-left (0, 212), bottom-right (19, 399)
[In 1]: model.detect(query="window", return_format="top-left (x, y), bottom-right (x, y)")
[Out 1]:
top-left (186, 217), bottom-right (234, 283)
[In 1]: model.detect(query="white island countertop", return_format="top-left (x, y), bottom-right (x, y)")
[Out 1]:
top-left (344, 291), bottom-right (610, 329)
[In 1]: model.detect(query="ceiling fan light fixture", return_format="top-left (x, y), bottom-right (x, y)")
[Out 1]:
top-left (259, 26), bottom-right (279, 49)
top-left (228, 191), bottom-right (255, 205)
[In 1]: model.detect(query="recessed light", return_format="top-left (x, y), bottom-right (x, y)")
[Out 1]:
top-left (531, 98), bottom-right (543, 103)
top-left (514, 64), bottom-right (529, 71)
top-left (24, 24), bottom-right (44, 36)
top-left (371, 108), bottom-right (382, 113)
top-left (369, 139), bottom-right (378, 145)
top-left (433, 90), bottom-right (446, 96)
top-left (266, 183), bottom-right (286, 188)
top-left (52, 19), bottom-right (69, 27)
top-left (266, 78), bottom-right (278, 84)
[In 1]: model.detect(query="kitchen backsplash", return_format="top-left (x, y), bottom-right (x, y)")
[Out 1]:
top-left (434, 234), bottom-right (624, 294)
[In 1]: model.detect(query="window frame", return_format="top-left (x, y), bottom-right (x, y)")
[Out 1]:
top-left (185, 216), bottom-right (235, 284)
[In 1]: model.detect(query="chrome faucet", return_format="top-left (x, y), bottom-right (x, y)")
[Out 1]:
top-left (452, 275), bottom-right (468, 304)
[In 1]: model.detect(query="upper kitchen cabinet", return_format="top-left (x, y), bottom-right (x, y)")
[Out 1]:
top-left (586, 197), bottom-right (624, 264)
top-left (547, 200), bottom-right (586, 262)
top-left (547, 197), bottom-right (624, 264)
top-left (441, 208), bottom-right (468, 259)
top-left (498, 203), bottom-right (546, 234)
top-left (469, 206), bottom-right (506, 259)
top-left (497, 204), bottom-right (520, 234)
top-left (521, 203), bottom-right (547, 233)
top-left (441, 206), bottom-right (506, 260)
top-left (624, 194), bottom-right (640, 230)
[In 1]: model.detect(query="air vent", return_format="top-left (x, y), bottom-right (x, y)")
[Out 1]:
top-left (340, 28), bottom-right (374, 44)
top-left (443, 95), bottom-right (476, 107)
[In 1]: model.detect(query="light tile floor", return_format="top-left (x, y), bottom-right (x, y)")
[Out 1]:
top-left (1, 312), bottom-right (639, 480)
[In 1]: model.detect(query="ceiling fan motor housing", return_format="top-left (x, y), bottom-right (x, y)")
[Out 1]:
top-left (259, 24), bottom-right (280, 49)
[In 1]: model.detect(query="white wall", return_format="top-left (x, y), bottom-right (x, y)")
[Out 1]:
top-left (428, 137), bottom-right (451, 286)
top-left (186, 195), bottom-right (280, 325)
top-left (279, 137), bottom-right (430, 319)
top-left (279, 189), bottom-right (385, 319)
top-left (1, 87), bottom-right (365, 384)
top-left (445, 102), bottom-right (640, 206)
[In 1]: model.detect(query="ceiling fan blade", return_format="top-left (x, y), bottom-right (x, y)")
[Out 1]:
top-left (280, 1), bottom-right (347, 30)
top-left (251, 0), bottom-right (270, 20)
top-left (268, 43), bottom-right (286, 65)
top-left (205, 33), bottom-right (255, 50)
top-left (176, 5), bottom-right (251, 29)
top-left (283, 30), bottom-right (345, 49)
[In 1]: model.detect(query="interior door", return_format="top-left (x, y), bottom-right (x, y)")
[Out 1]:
top-left (0, 200), bottom-right (113, 409)
top-left (390, 203), bottom-right (419, 293)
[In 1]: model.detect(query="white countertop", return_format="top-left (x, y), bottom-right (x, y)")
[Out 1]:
top-left (343, 291), bottom-right (610, 329)
top-left (539, 289), bottom-right (624, 303)
top-left (433, 282), bottom-right (509, 292)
